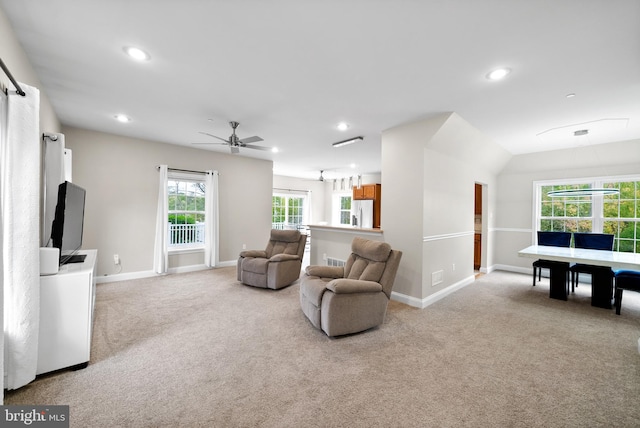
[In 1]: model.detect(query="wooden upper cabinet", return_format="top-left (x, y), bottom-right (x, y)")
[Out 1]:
top-left (353, 184), bottom-right (382, 228)
top-left (353, 184), bottom-right (380, 200)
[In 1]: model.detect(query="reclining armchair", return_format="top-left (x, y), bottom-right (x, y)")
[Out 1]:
top-left (237, 229), bottom-right (307, 290)
top-left (300, 237), bottom-right (402, 337)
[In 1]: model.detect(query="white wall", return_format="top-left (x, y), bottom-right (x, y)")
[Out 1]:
top-left (494, 138), bottom-right (640, 272)
top-left (382, 112), bottom-right (511, 304)
top-left (63, 126), bottom-right (274, 277)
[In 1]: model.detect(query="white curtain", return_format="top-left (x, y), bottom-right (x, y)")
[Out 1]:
top-left (2, 83), bottom-right (41, 390)
top-left (153, 165), bottom-right (168, 274)
top-left (204, 170), bottom-right (219, 267)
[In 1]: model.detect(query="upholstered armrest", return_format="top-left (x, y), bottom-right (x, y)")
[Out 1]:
top-left (239, 250), bottom-right (267, 258)
top-left (326, 279), bottom-right (382, 294)
top-left (305, 265), bottom-right (344, 278)
top-left (269, 253), bottom-right (300, 262)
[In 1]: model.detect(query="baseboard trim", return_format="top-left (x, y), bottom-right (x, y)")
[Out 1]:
top-left (391, 274), bottom-right (476, 309)
top-left (96, 260), bottom-right (237, 284)
top-left (492, 264), bottom-right (531, 275)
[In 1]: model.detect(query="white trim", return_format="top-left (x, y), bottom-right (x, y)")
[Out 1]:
top-left (535, 174), bottom-right (640, 187)
top-left (492, 227), bottom-right (532, 233)
top-left (391, 275), bottom-right (475, 309)
top-left (423, 231), bottom-right (474, 242)
top-left (390, 292), bottom-right (423, 308)
top-left (96, 259), bottom-right (238, 284)
top-left (492, 264), bottom-right (532, 275)
top-left (97, 270), bottom-right (158, 283)
top-left (168, 246), bottom-right (204, 255)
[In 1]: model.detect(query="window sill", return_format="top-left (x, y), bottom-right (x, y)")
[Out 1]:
top-left (168, 246), bottom-right (204, 255)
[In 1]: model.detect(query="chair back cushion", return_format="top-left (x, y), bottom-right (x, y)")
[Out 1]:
top-left (573, 233), bottom-right (614, 250)
top-left (265, 229), bottom-right (303, 258)
top-left (537, 231), bottom-right (571, 247)
top-left (344, 237), bottom-right (392, 283)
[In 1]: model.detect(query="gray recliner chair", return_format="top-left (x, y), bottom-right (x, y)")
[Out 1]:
top-left (299, 237), bottom-right (402, 337)
top-left (237, 229), bottom-right (307, 290)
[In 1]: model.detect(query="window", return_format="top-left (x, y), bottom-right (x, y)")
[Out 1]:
top-left (272, 191), bottom-right (308, 229)
top-left (331, 192), bottom-right (352, 225)
top-left (168, 175), bottom-right (206, 249)
top-left (536, 177), bottom-right (640, 253)
top-left (339, 195), bottom-right (352, 225)
top-left (602, 180), bottom-right (640, 253)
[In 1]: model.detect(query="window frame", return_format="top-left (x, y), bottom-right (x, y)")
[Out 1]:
top-left (167, 171), bottom-right (206, 253)
top-left (533, 174), bottom-right (640, 253)
top-left (332, 191), bottom-right (352, 226)
top-left (272, 190), bottom-right (309, 230)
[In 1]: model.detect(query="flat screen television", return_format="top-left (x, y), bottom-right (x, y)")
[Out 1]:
top-left (51, 181), bottom-right (86, 265)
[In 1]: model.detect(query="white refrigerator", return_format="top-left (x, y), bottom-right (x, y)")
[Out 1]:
top-left (351, 200), bottom-right (374, 228)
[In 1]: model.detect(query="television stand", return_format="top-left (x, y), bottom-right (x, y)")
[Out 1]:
top-left (37, 250), bottom-right (97, 375)
top-left (65, 254), bottom-right (87, 264)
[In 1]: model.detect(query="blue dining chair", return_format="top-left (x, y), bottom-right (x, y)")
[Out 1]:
top-left (570, 233), bottom-right (614, 292)
top-left (614, 270), bottom-right (640, 315)
top-left (532, 231), bottom-right (572, 291)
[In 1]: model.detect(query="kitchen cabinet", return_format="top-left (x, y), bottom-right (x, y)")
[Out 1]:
top-left (474, 234), bottom-right (481, 270)
top-left (352, 184), bottom-right (381, 228)
top-left (353, 184), bottom-right (380, 200)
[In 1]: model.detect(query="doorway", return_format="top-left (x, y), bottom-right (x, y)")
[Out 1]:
top-left (474, 183), bottom-right (482, 272)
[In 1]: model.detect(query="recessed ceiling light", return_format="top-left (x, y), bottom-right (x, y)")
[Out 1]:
top-left (486, 68), bottom-right (511, 81)
top-left (114, 114), bottom-right (131, 123)
top-left (271, 147), bottom-right (279, 153)
top-left (566, 93), bottom-right (576, 98)
top-left (123, 46), bottom-right (150, 61)
top-left (337, 122), bottom-right (349, 131)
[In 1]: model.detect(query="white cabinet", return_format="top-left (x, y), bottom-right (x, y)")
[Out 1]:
top-left (37, 250), bottom-right (97, 375)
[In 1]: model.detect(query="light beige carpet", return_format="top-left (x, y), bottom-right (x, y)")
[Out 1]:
top-left (5, 268), bottom-right (640, 427)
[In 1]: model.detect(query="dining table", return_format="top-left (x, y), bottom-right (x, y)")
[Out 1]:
top-left (518, 245), bottom-right (640, 309)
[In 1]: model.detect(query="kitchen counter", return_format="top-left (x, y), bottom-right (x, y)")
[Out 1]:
top-left (308, 224), bottom-right (383, 235)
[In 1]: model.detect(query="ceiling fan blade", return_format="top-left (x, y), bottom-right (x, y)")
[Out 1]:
top-left (192, 142), bottom-right (228, 146)
top-left (199, 131), bottom-right (230, 143)
top-left (244, 144), bottom-right (273, 151)
top-left (239, 136), bottom-right (263, 144)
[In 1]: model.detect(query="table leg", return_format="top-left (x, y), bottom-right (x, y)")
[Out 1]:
top-left (549, 264), bottom-right (569, 301)
top-left (591, 267), bottom-right (614, 309)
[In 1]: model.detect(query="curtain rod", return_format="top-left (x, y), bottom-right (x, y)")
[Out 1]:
top-left (156, 166), bottom-right (211, 175)
top-left (0, 57), bottom-right (26, 96)
top-left (273, 187), bottom-right (311, 193)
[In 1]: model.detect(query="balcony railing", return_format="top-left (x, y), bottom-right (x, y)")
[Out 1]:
top-left (169, 222), bottom-right (205, 247)
top-left (271, 222), bottom-right (310, 252)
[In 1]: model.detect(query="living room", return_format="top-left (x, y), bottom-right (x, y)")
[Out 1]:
top-left (2, 1), bottom-right (640, 426)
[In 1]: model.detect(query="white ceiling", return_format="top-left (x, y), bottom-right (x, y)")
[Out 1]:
top-left (2, 0), bottom-right (639, 180)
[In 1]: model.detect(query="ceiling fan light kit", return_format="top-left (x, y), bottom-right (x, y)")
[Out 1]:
top-left (332, 136), bottom-right (363, 148)
top-left (547, 188), bottom-right (620, 197)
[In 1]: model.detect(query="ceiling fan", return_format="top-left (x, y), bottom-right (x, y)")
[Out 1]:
top-left (300, 170), bottom-right (329, 182)
top-left (193, 121), bottom-right (271, 154)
